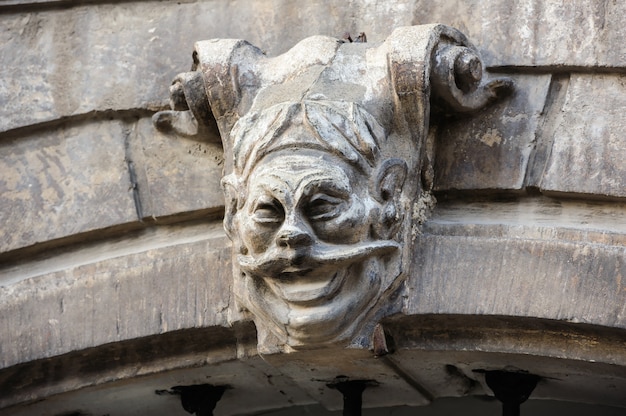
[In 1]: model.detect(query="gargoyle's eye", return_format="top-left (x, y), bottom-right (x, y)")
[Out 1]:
top-left (252, 199), bottom-right (284, 223)
top-left (305, 194), bottom-right (344, 221)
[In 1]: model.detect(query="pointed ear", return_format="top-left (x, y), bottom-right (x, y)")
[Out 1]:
top-left (372, 159), bottom-right (407, 239)
top-left (375, 158), bottom-right (407, 202)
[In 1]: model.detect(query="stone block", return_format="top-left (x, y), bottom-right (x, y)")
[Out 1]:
top-left (0, 0), bottom-right (414, 133)
top-left (407, 198), bottom-right (626, 329)
top-left (1, 5), bottom-right (183, 133)
top-left (412, 0), bottom-right (626, 68)
top-left (129, 118), bottom-right (224, 220)
top-left (434, 74), bottom-right (551, 191)
top-left (0, 120), bottom-right (137, 255)
top-left (2, 1), bottom-right (625, 133)
top-left (0, 222), bottom-right (232, 369)
top-left (410, 233), bottom-right (626, 328)
top-left (540, 74), bottom-right (626, 199)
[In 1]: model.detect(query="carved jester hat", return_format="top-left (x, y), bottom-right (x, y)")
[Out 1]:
top-left (154, 25), bottom-right (512, 352)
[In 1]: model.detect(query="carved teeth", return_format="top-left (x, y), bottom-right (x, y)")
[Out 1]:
top-left (267, 271), bottom-right (344, 304)
top-left (282, 266), bottom-right (309, 273)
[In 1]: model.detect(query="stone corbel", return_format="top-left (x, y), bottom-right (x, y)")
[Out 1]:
top-left (153, 24), bottom-right (513, 353)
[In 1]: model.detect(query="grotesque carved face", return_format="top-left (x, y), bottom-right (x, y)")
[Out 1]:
top-left (237, 150), bottom-right (399, 343)
top-left (223, 101), bottom-right (407, 347)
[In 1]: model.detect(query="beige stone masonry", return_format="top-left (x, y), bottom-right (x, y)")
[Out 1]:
top-left (0, 221), bottom-right (231, 369)
top-left (2, 0), bottom-right (625, 134)
top-left (434, 74), bottom-right (551, 191)
top-left (541, 74), bottom-right (626, 198)
top-left (408, 198), bottom-right (626, 329)
top-left (129, 117), bottom-right (225, 220)
top-left (0, 120), bottom-right (137, 254)
top-left (1, 2), bottom-right (626, 414)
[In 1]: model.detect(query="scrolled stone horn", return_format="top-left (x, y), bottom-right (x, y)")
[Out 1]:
top-left (431, 44), bottom-right (514, 112)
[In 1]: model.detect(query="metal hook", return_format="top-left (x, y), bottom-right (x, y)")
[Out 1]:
top-left (484, 371), bottom-right (540, 416)
top-left (156, 383), bottom-right (230, 416)
top-left (327, 377), bottom-right (379, 416)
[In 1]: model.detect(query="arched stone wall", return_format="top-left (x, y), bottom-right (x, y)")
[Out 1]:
top-left (1, 1), bottom-right (625, 415)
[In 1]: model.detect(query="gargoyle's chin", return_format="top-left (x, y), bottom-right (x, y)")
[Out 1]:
top-left (282, 295), bottom-right (376, 346)
top-left (243, 256), bottom-right (388, 347)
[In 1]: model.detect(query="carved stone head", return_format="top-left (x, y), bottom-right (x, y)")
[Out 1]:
top-left (222, 100), bottom-right (407, 348)
top-left (154, 24), bottom-right (511, 351)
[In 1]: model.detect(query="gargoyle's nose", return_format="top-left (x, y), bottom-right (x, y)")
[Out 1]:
top-left (276, 223), bottom-right (313, 248)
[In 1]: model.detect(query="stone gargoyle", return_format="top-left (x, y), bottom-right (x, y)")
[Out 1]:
top-left (154, 24), bottom-right (512, 353)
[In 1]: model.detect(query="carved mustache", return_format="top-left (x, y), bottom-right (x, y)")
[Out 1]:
top-left (237, 240), bottom-right (400, 277)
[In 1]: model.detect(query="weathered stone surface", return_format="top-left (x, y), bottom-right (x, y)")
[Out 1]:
top-left (434, 74), bottom-right (551, 191)
top-left (8, 0), bottom-right (622, 134)
top-left (129, 117), bottom-right (224, 220)
top-left (408, 198), bottom-right (626, 329)
top-left (2, 0), bottom-right (418, 133)
top-left (5, 387), bottom-right (626, 416)
top-left (413, 0), bottom-right (626, 69)
top-left (2, 1), bottom-right (626, 413)
top-left (540, 74), bottom-right (626, 199)
top-left (411, 234), bottom-right (626, 326)
top-left (392, 321), bottom-right (626, 410)
top-left (0, 222), bottom-right (231, 369)
top-left (264, 349), bottom-right (429, 410)
top-left (2, 353), bottom-right (319, 414)
top-left (1, 5), bottom-right (182, 133)
top-left (0, 326), bottom-right (246, 409)
top-left (0, 120), bottom-right (137, 255)
top-left (387, 348), bottom-right (626, 409)
top-left (385, 315), bottom-right (626, 371)
top-left (4, 317), bottom-right (625, 412)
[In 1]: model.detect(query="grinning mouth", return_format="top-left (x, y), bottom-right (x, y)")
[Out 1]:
top-left (238, 240), bottom-right (399, 305)
top-left (278, 266), bottom-right (313, 276)
top-left (264, 269), bottom-right (345, 305)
